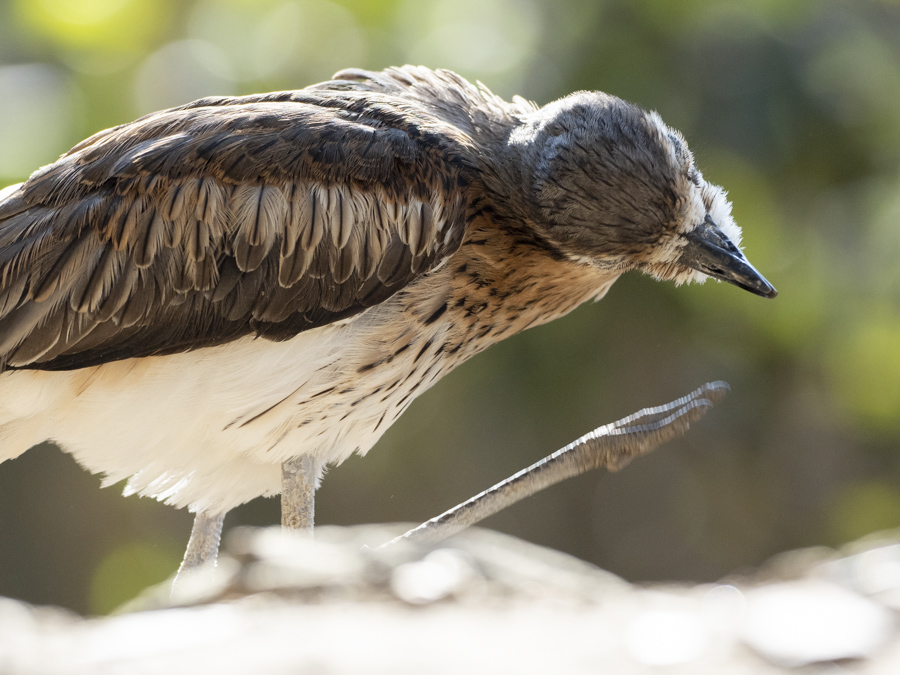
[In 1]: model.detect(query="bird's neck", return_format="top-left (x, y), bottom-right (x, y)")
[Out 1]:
top-left (426, 215), bottom-right (619, 352)
top-left (463, 118), bottom-right (550, 233)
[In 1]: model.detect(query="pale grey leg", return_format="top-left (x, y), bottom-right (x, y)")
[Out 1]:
top-left (171, 510), bottom-right (226, 593)
top-left (385, 381), bottom-right (730, 548)
top-left (281, 455), bottom-right (318, 534)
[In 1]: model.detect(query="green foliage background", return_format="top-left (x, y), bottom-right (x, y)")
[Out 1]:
top-left (2, 0), bottom-right (900, 615)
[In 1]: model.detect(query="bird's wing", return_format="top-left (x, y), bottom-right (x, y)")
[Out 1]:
top-left (0, 90), bottom-right (472, 371)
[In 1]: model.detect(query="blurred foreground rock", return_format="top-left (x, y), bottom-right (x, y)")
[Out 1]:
top-left (1, 525), bottom-right (899, 674)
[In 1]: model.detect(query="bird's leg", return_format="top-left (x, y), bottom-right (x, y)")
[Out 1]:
top-left (281, 455), bottom-right (319, 534)
top-left (180, 510), bottom-right (226, 570)
top-left (384, 381), bottom-right (729, 548)
top-left (171, 510), bottom-right (226, 592)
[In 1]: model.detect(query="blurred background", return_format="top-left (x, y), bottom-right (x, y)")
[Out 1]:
top-left (1, 0), bottom-right (899, 616)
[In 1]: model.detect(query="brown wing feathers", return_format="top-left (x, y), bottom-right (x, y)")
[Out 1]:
top-left (0, 72), bottom-right (473, 371)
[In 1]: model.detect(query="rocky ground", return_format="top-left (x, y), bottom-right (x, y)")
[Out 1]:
top-left (1, 524), bottom-right (899, 674)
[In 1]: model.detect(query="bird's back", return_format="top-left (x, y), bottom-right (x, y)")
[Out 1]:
top-left (0, 67), bottom-right (512, 373)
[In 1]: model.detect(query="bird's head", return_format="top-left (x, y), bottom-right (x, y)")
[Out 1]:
top-left (512, 91), bottom-right (776, 298)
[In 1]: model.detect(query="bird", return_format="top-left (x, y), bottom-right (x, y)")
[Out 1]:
top-left (0, 66), bottom-right (775, 573)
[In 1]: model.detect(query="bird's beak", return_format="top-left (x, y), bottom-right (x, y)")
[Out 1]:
top-left (679, 215), bottom-right (777, 298)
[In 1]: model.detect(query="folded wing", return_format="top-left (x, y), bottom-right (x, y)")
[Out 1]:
top-left (0, 85), bottom-right (472, 370)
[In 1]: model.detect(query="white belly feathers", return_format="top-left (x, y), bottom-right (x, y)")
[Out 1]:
top-left (0, 296), bottom-right (458, 513)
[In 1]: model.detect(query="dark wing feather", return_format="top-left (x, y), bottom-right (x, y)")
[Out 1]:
top-left (0, 80), bottom-right (474, 371)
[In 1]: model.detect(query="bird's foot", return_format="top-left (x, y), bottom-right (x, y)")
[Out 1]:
top-left (385, 381), bottom-right (729, 547)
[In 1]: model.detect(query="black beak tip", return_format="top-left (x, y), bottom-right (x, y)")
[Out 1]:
top-left (734, 275), bottom-right (777, 299)
top-left (756, 281), bottom-right (778, 299)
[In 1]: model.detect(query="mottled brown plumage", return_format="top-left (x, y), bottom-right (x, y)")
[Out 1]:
top-left (0, 70), bottom-right (488, 369)
top-left (0, 67), bottom-right (774, 568)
